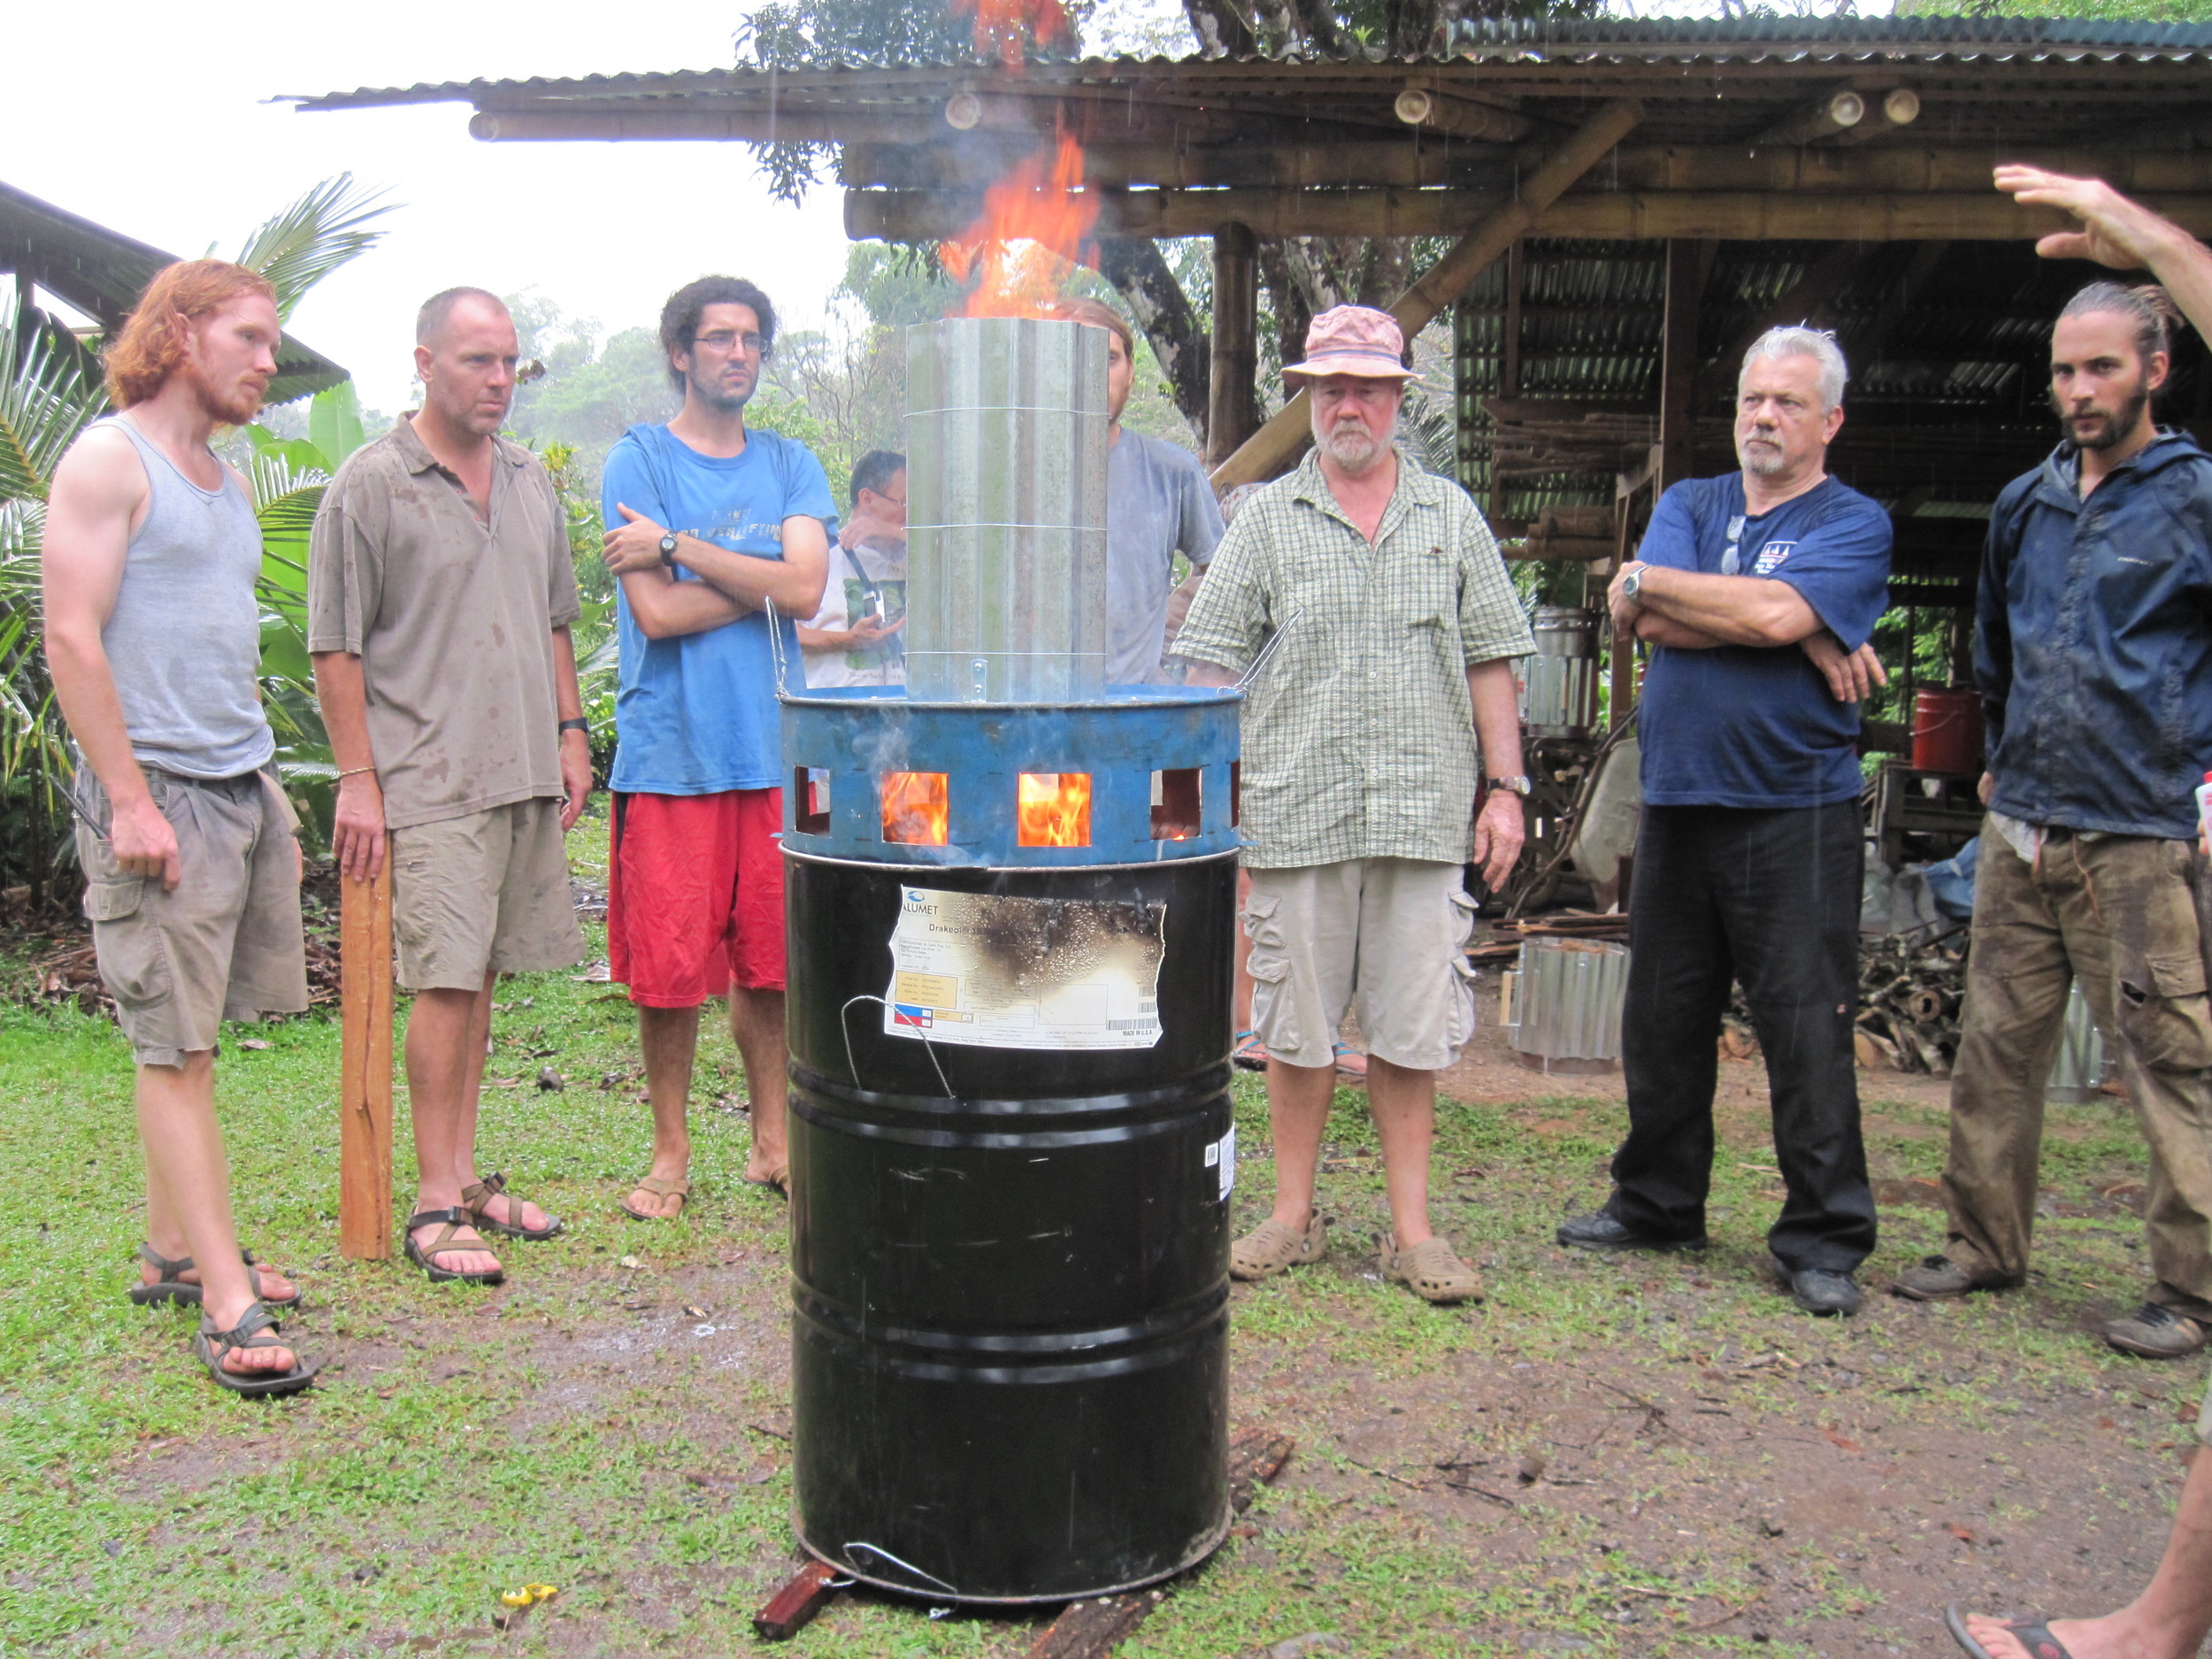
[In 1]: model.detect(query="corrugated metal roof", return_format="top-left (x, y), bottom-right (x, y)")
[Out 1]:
top-left (285, 15), bottom-right (2212, 110)
top-left (1452, 233), bottom-right (2122, 530)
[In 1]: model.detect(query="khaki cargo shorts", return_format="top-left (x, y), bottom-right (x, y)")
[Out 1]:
top-left (76, 767), bottom-right (308, 1068)
top-left (1243, 857), bottom-right (1480, 1071)
top-left (390, 798), bottom-right (583, 991)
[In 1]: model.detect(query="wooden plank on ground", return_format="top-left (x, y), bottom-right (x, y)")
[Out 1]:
top-left (1229, 1427), bottom-right (1296, 1512)
top-left (753, 1560), bottom-right (841, 1641)
top-left (1025, 1589), bottom-right (1164, 1659)
top-left (338, 863), bottom-right (394, 1261)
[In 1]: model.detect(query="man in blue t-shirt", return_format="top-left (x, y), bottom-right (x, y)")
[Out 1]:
top-left (1557, 326), bottom-right (1893, 1317)
top-left (598, 277), bottom-right (833, 1217)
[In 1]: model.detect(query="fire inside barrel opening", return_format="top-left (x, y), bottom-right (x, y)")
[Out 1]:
top-left (1151, 768), bottom-right (1201, 841)
top-left (1017, 772), bottom-right (1091, 848)
top-left (882, 771), bottom-right (949, 845)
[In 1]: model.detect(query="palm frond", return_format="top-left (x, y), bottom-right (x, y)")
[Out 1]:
top-left (0, 319), bottom-right (110, 505)
top-left (0, 500), bottom-right (46, 610)
top-left (234, 175), bottom-right (396, 322)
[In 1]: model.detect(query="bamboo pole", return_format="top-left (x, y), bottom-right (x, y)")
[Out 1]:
top-left (1210, 96), bottom-right (1645, 492)
top-left (339, 863), bottom-right (394, 1261)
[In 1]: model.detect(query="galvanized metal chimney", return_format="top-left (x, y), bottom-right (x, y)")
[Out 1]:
top-left (903, 316), bottom-right (1111, 703)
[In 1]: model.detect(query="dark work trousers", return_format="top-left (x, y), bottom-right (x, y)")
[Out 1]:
top-left (1607, 802), bottom-right (1878, 1272)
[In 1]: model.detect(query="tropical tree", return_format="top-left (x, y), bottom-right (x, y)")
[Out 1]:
top-left (0, 175), bottom-right (392, 896)
top-left (735, 0), bottom-right (1599, 449)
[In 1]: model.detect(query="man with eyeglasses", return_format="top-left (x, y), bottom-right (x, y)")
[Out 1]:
top-left (597, 277), bottom-right (833, 1217)
top-left (1556, 326), bottom-right (1893, 1317)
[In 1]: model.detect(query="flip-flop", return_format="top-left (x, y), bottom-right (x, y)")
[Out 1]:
top-left (1946, 1603), bottom-right (2078, 1659)
top-left (192, 1300), bottom-right (320, 1399)
top-left (130, 1243), bottom-right (302, 1310)
top-left (619, 1176), bottom-right (690, 1222)
top-left (1231, 1030), bottom-right (1269, 1071)
top-left (462, 1172), bottom-right (563, 1240)
top-left (744, 1172), bottom-right (789, 1201)
top-left (1333, 1042), bottom-right (1370, 1080)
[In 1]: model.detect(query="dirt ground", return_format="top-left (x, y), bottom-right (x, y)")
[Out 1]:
top-left (20, 892), bottom-right (2201, 1659)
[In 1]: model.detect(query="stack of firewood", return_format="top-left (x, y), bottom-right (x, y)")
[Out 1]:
top-left (1853, 929), bottom-right (1968, 1074)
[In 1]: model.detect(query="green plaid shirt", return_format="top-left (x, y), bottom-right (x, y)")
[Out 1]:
top-left (1176, 450), bottom-right (1533, 869)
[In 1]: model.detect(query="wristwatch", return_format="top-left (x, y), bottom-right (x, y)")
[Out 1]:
top-left (558, 718), bottom-right (590, 737)
top-left (1619, 564), bottom-right (1644, 604)
top-left (657, 532), bottom-right (680, 568)
top-left (1486, 775), bottom-right (1533, 797)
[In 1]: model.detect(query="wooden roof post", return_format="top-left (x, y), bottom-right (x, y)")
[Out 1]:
top-left (1207, 221), bottom-right (1260, 469)
top-left (1210, 97), bottom-right (1644, 491)
top-left (339, 864), bottom-right (394, 1260)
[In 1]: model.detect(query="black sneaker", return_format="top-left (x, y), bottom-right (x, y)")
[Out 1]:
top-left (1779, 1264), bottom-right (1863, 1317)
top-left (2101, 1302), bottom-right (2209, 1359)
top-left (1555, 1211), bottom-right (1709, 1253)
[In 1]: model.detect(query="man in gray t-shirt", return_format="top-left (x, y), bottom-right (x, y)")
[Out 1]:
top-left (1054, 299), bottom-right (1224, 684)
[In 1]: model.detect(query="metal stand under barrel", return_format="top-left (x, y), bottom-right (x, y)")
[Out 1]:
top-left (778, 316), bottom-right (1240, 1604)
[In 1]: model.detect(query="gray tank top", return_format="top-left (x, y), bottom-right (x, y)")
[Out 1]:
top-left (93, 415), bottom-right (273, 779)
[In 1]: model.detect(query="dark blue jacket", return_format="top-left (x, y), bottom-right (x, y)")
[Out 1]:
top-left (1978, 430), bottom-right (2212, 840)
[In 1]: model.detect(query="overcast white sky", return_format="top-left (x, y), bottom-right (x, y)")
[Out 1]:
top-left (9, 2), bottom-right (1877, 413)
top-left (6, 4), bottom-right (855, 413)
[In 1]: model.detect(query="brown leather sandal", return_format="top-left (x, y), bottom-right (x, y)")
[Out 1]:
top-left (1230, 1216), bottom-right (1329, 1281)
top-left (619, 1177), bottom-right (691, 1222)
top-left (404, 1207), bottom-right (504, 1286)
top-left (1382, 1236), bottom-right (1485, 1304)
top-left (131, 1243), bottom-right (302, 1310)
top-left (461, 1171), bottom-right (563, 1240)
top-left (192, 1300), bottom-right (320, 1398)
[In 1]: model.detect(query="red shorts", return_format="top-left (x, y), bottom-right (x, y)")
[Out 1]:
top-left (608, 788), bottom-right (786, 1005)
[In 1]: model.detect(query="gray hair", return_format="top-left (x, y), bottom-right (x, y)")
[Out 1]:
top-left (1739, 325), bottom-right (1848, 412)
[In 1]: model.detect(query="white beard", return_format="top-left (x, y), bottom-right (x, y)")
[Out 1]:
top-left (1316, 419), bottom-right (1393, 474)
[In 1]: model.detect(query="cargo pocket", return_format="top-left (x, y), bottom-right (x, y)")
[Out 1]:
top-left (2115, 949), bottom-right (2212, 1073)
top-left (81, 876), bottom-right (173, 1010)
top-left (1241, 891), bottom-right (1300, 1053)
top-left (1444, 954), bottom-right (1482, 1052)
top-left (1448, 886), bottom-right (1481, 949)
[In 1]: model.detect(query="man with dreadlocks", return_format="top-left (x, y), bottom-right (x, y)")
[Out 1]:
top-left (1897, 211), bottom-right (2212, 1366)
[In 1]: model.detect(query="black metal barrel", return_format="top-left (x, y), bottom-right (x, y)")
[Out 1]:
top-left (783, 686), bottom-right (1248, 1601)
top-left (783, 849), bottom-right (1237, 1601)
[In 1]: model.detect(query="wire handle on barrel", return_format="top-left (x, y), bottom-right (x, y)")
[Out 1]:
top-left (841, 1542), bottom-right (959, 1596)
top-left (1239, 606), bottom-right (1302, 692)
top-left (840, 995), bottom-right (956, 1100)
top-left (765, 597), bottom-right (792, 697)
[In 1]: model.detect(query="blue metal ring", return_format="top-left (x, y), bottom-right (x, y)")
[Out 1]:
top-left (780, 686), bottom-right (1242, 868)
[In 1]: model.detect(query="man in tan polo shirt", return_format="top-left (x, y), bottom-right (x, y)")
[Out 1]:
top-left (309, 287), bottom-right (591, 1286)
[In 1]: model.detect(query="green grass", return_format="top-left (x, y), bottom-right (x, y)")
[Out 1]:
top-left (0, 818), bottom-right (2201, 1655)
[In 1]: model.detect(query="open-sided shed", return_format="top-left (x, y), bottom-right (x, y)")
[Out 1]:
top-left (2, 180), bottom-right (350, 406)
top-left (292, 17), bottom-right (2212, 735)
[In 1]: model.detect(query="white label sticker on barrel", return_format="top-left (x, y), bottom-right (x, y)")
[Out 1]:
top-left (1205, 1125), bottom-right (1236, 1200)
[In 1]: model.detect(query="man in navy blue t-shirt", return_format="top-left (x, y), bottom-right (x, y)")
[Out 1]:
top-left (597, 277), bottom-right (833, 1219)
top-left (1558, 326), bottom-right (1893, 1317)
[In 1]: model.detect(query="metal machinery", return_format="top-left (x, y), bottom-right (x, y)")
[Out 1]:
top-left (778, 317), bottom-right (1241, 1603)
top-left (1504, 603), bottom-right (1609, 912)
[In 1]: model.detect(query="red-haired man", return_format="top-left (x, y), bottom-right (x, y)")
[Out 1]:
top-left (42, 261), bottom-right (319, 1396)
